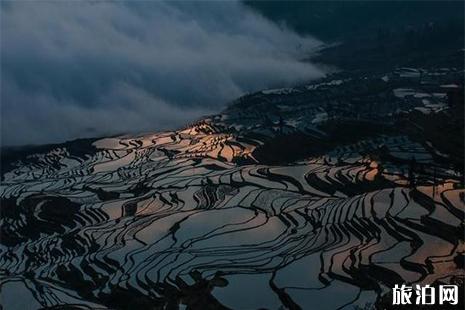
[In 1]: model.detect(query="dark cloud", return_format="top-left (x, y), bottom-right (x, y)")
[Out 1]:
top-left (1, 1), bottom-right (325, 146)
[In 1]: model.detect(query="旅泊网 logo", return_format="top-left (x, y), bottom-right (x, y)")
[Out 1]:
top-left (392, 284), bottom-right (458, 306)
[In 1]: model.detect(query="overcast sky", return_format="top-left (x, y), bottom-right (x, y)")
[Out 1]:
top-left (1, 1), bottom-right (325, 146)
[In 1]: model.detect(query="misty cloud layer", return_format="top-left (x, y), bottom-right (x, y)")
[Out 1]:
top-left (1, 1), bottom-right (325, 146)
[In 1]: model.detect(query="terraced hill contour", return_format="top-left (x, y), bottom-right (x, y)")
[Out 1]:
top-left (1, 70), bottom-right (464, 309)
